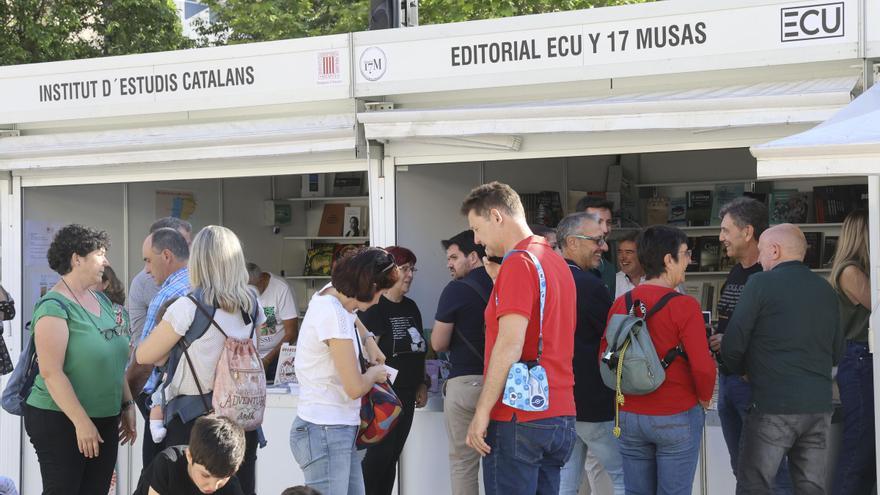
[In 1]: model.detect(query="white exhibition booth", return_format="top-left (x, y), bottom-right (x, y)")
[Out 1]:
top-left (0, 0), bottom-right (878, 493)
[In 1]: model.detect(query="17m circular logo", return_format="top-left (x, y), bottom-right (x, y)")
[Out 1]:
top-left (359, 47), bottom-right (387, 81)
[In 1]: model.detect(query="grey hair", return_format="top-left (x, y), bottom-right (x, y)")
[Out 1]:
top-left (719, 197), bottom-right (769, 239)
top-left (150, 216), bottom-right (193, 235)
top-left (245, 262), bottom-right (262, 282)
top-left (556, 212), bottom-right (600, 245)
top-left (150, 228), bottom-right (189, 261)
top-left (189, 225), bottom-right (254, 314)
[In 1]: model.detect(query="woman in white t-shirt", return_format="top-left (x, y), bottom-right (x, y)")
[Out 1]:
top-left (290, 248), bottom-right (399, 495)
top-left (137, 225), bottom-right (266, 495)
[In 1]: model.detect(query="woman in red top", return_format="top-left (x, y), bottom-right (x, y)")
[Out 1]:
top-left (600, 225), bottom-right (716, 495)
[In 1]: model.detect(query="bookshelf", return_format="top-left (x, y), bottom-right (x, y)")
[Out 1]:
top-left (281, 173), bottom-right (370, 312)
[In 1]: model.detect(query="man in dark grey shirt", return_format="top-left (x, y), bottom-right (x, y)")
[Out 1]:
top-left (722, 224), bottom-right (844, 495)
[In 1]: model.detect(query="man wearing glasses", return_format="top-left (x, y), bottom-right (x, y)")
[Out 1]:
top-left (576, 197), bottom-right (616, 296)
top-left (556, 213), bottom-right (625, 495)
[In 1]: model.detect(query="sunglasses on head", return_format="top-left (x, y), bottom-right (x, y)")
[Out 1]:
top-left (375, 250), bottom-right (396, 274)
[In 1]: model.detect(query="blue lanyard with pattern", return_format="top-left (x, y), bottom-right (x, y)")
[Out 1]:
top-left (501, 249), bottom-right (546, 362)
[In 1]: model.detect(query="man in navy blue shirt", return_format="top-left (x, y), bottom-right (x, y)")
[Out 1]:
top-left (431, 230), bottom-right (492, 495)
top-left (556, 212), bottom-right (624, 495)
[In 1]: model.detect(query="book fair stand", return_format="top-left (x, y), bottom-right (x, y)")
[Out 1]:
top-left (0, 0), bottom-right (878, 492)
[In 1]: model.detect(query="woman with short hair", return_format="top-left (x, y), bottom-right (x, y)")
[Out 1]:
top-left (24, 224), bottom-right (136, 495)
top-left (137, 225), bottom-right (266, 495)
top-left (600, 225), bottom-right (716, 495)
top-left (359, 246), bottom-right (428, 495)
top-left (829, 210), bottom-right (875, 495)
top-left (290, 247), bottom-right (398, 495)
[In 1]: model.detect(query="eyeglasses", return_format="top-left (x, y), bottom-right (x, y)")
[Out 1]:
top-left (680, 249), bottom-right (693, 259)
top-left (570, 234), bottom-right (607, 247)
top-left (99, 326), bottom-right (123, 341)
top-left (400, 265), bottom-right (418, 273)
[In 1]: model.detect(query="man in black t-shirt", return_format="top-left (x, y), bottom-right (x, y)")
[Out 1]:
top-left (430, 230), bottom-right (491, 495)
top-left (713, 198), bottom-right (791, 493)
top-left (134, 416), bottom-right (245, 495)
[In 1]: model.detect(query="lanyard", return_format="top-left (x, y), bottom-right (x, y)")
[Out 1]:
top-left (501, 249), bottom-right (546, 362)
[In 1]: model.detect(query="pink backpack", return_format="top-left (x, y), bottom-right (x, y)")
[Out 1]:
top-left (190, 295), bottom-right (266, 431)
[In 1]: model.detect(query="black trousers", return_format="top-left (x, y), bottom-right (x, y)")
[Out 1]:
top-left (136, 391), bottom-right (165, 472)
top-left (23, 404), bottom-right (119, 495)
top-left (362, 386), bottom-right (418, 495)
top-left (165, 415), bottom-right (259, 495)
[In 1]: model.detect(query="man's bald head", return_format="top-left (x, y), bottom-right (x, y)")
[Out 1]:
top-left (757, 223), bottom-right (807, 271)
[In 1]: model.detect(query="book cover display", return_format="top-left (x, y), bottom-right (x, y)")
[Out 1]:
top-left (274, 344), bottom-right (297, 384)
top-left (686, 190), bottom-right (713, 227)
top-left (318, 203), bottom-right (347, 236)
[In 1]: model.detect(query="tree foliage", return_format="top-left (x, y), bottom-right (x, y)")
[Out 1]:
top-left (0, 0), bottom-right (188, 65)
top-left (194, 0), bottom-right (650, 46)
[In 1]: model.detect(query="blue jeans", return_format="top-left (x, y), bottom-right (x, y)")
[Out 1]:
top-left (559, 420), bottom-right (625, 495)
top-left (832, 342), bottom-right (876, 495)
top-left (289, 417), bottom-right (364, 495)
top-left (617, 405), bottom-right (703, 495)
top-left (482, 415), bottom-right (576, 495)
top-left (718, 374), bottom-right (792, 494)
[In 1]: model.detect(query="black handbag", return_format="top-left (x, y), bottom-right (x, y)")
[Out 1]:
top-left (0, 285), bottom-right (15, 375)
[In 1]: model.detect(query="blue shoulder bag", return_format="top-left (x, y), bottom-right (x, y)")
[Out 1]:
top-left (1, 297), bottom-right (68, 416)
top-left (500, 249), bottom-right (550, 412)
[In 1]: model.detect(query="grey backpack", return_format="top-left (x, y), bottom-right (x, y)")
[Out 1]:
top-left (600, 291), bottom-right (686, 435)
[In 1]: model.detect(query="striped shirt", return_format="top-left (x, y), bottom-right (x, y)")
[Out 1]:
top-left (140, 267), bottom-right (191, 394)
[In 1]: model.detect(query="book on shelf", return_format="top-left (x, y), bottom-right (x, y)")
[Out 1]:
top-left (645, 197), bottom-right (669, 226)
top-left (343, 206), bottom-right (365, 237)
top-left (697, 236), bottom-right (721, 272)
top-left (318, 203), bottom-right (347, 236)
top-left (686, 190), bottom-right (713, 227)
top-left (686, 237), bottom-right (701, 272)
top-left (743, 191), bottom-right (769, 205)
top-left (301, 173), bottom-right (325, 198)
top-left (710, 184), bottom-right (745, 226)
top-left (303, 243), bottom-right (336, 276)
top-left (770, 190), bottom-right (810, 224)
top-left (822, 236), bottom-right (839, 268)
top-left (668, 197), bottom-right (687, 226)
top-left (803, 232), bottom-right (823, 269)
top-left (813, 184), bottom-right (868, 223)
top-left (331, 172), bottom-right (365, 196)
top-left (521, 191), bottom-right (564, 227)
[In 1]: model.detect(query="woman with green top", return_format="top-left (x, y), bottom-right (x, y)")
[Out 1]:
top-left (23, 224), bottom-right (136, 495)
top-left (829, 210), bottom-right (875, 495)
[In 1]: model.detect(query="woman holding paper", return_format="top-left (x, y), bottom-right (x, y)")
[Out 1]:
top-left (290, 247), bottom-right (397, 495)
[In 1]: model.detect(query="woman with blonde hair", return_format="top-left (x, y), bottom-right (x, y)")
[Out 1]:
top-left (829, 210), bottom-right (875, 495)
top-left (137, 225), bottom-right (266, 495)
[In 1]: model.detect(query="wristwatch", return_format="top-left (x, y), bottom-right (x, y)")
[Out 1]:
top-left (121, 399), bottom-right (135, 410)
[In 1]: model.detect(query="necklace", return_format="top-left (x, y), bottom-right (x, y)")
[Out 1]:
top-left (61, 277), bottom-right (105, 334)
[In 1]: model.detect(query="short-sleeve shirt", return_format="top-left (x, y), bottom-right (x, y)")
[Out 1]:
top-left (27, 291), bottom-right (130, 418)
top-left (359, 296), bottom-right (426, 389)
top-left (434, 267), bottom-right (492, 378)
top-left (716, 262), bottom-right (763, 335)
top-left (161, 296), bottom-right (265, 406)
top-left (254, 274), bottom-right (299, 358)
top-left (128, 269), bottom-right (159, 344)
top-left (133, 445), bottom-right (244, 495)
top-left (295, 285), bottom-right (362, 426)
top-left (485, 236), bottom-right (577, 422)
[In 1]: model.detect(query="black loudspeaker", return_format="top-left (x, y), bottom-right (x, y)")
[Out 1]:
top-left (369, 0), bottom-right (399, 30)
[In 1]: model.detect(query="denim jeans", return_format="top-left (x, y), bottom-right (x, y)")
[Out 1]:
top-left (737, 411), bottom-right (831, 495)
top-left (832, 342), bottom-right (876, 495)
top-left (616, 405), bottom-right (704, 495)
top-left (289, 417), bottom-right (364, 495)
top-left (559, 420), bottom-right (625, 495)
top-left (482, 415), bottom-right (576, 495)
top-left (718, 373), bottom-right (792, 494)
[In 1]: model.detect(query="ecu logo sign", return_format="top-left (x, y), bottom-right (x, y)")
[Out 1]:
top-left (781, 2), bottom-right (844, 42)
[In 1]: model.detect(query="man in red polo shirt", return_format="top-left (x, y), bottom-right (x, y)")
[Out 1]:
top-left (460, 181), bottom-right (577, 495)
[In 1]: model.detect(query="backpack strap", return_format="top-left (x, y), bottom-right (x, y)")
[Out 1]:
top-left (453, 277), bottom-right (489, 362)
top-left (640, 291), bottom-right (688, 369)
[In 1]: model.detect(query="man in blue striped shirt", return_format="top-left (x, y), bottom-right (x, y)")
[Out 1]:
top-left (132, 227), bottom-right (191, 468)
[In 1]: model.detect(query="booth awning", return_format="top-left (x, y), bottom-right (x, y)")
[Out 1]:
top-left (0, 114), bottom-right (358, 171)
top-left (359, 77), bottom-right (858, 143)
top-left (752, 83), bottom-right (880, 179)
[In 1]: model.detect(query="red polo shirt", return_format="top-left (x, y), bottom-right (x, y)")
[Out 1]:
top-left (484, 236), bottom-right (577, 422)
